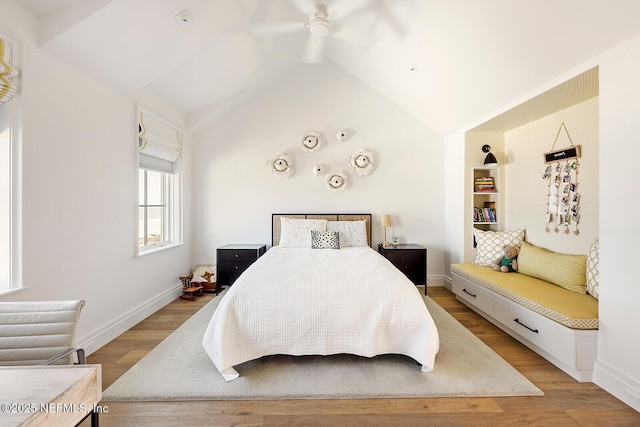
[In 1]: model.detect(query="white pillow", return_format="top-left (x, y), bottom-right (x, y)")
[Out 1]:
top-left (327, 220), bottom-right (368, 247)
top-left (473, 228), bottom-right (525, 266)
top-left (279, 218), bottom-right (327, 248)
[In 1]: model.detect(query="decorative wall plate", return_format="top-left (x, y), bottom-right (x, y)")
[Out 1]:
top-left (267, 152), bottom-right (294, 179)
top-left (299, 131), bottom-right (322, 152)
top-left (313, 164), bottom-right (325, 176)
top-left (325, 172), bottom-right (347, 192)
top-left (336, 130), bottom-right (348, 142)
top-left (350, 148), bottom-right (374, 176)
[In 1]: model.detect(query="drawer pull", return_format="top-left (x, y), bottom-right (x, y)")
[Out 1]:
top-left (234, 265), bottom-right (239, 270)
top-left (514, 318), bottom-right (539, 333)
top-left (462, 288), bottom-right (477, 298)
top-left (235, 254), bottom-right (239, 258)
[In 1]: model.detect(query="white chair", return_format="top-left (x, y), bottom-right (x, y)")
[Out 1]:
top-left (0, 300), bottom-right (86, 366)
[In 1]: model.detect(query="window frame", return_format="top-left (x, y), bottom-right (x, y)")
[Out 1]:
top-left (135, 106), bottom-right (183, 257)
top-left (139, 168), bottom-right (169, 248)
top-left (0, 30), bottom-right (22, 295)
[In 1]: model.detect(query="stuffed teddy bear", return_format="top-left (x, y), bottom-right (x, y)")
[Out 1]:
top-left (494, 245), bottom-right (520, 273)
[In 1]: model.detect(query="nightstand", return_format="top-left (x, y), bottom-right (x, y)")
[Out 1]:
top-left (378, 243), bottom-right (427, 294)
top-left (216, 244), bottom-right (266, 294)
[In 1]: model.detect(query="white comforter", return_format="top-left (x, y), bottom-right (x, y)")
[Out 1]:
top-left (202, 246), bottom-right (439, 381)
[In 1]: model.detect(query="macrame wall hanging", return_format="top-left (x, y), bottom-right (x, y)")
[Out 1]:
top-left (541, 122), bottom-right (582, 235)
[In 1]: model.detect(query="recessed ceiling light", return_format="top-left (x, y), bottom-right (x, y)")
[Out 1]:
top-left (175, 10), bottom-right (193, 25)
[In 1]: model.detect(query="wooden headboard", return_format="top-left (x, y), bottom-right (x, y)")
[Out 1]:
top-left (272, 214), bottom-right (372, 247)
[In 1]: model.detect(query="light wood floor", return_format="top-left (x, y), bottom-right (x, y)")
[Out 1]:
top-left (82, 286), bottom-right (640, 426)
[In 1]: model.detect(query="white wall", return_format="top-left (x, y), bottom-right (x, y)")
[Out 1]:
top-left (192, 61), bottom-right (446, 283)
top-left (0, 1), bottom-right (192, 354)
top-left (594, 32), bottom-right (640, 408)
top-left (443, 130), bottom-right (466, 281)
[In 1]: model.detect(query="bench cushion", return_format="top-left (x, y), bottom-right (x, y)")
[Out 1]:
top-left (451, 263), bottom-right (598, 330)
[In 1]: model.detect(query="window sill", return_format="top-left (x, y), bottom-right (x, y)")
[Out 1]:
top-left (0, 287), bottom-right (29, 297)
top-left (136, 242), bottom-right (183, 257)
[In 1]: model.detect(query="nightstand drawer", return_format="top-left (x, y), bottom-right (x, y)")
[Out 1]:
top-left (218, 260), bottom-right (254, 273)
top-left (383, 250), bottom-right (424, 263)
top-left (393, 262), bottom-right (424, 284)
top-left (218, 249), bottom-right (258, 262)
top-left (217, 262), bottom-right (253, 285)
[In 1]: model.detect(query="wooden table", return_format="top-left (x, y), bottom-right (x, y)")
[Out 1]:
top-left (0, 365), bottom-right (102, 426)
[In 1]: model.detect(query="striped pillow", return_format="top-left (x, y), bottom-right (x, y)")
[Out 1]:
top-left (517, 241), bottom-right (587, 294)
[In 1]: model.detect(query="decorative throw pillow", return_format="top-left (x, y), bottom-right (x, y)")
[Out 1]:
top-left (473, 228), bottom-right (525, 266)
top-left (279, 218), bottom-right (327, 248)
top-left (311, 230), bottom-right (340, 249)
top-left (192, 263), bottom-right (215, 283)
top-left (585, 240), bottom-right (599, 299)
top-left (327, 220), bottom-right (368, 247)
top-left (517, 241), bottom-right (587, 294)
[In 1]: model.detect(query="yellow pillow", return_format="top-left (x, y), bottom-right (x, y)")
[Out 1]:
top-left (517, 241), bottom-right (587, 294)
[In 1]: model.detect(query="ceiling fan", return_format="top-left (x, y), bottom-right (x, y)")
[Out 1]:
top-left (249, 0), bottom-right (396, 63)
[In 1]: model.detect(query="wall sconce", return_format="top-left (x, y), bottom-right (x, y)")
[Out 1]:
top-left (482, 145), bottom-right (498, 167)
top-left (380, 214), bottom-right (392, 247)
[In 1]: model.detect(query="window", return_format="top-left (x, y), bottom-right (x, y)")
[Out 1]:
top-left (0, 103), bottom-right (11, 291)
top-left (136, 106), bottom-right (183, 255)
top-left (0, 34), bottom-right (20, 293)
top-left (139, 169), bottom-right (169, 247)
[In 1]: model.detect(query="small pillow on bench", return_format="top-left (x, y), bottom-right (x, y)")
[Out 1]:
top-left (586, 240), bottom-right (599, 299)
top-left (518, 241), bottom-right (587, 294)
top-left (473, 228), bottom-right (525, 267)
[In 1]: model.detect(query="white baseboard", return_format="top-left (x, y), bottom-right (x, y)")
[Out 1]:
top-left (594, 360), bottom-right (640, 412)
top-left (427, 275), bottom-right (445, 287)
top-left (77, 283), bottom-right (183, 355)
top-left (443, 274), bottom-right (453, 291)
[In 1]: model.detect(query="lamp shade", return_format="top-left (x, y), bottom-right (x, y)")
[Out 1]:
top-left (482, 144), bottom-right (498, 167)
top-left (380, 214), bottom-right (392, 227)
top-left (483, 152), bottom-right (498, 166)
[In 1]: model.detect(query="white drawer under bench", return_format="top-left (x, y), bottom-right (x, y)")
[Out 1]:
top-left (452, 269), bottom-right (598, 382)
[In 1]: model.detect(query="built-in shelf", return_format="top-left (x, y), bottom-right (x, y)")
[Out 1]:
top-left (472, 167), bottom-right (500, 246)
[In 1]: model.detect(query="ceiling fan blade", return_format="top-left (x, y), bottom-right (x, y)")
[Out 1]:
top-left (249, 21), bottom-right (306, 37)
top-left (327, 0), bottom-right (376, 20)
top-left (288, 0), bottom-right (318, 16)
top-left (300, 35), bottom-right (326, 63)
top-left (331, 23), bottom-right (378, 49)
top-left (375, 0), bottom-right (407, 37)
top-left (250, 0), bottom-right (270, 24)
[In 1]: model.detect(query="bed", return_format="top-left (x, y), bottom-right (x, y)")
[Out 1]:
top-left (202, 214), bottom-right (440, 381)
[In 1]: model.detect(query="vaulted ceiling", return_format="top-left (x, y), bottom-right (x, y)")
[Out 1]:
top-left (14, 0), bottom-right (640, 135)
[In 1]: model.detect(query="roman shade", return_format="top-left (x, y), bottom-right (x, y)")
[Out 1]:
top-left (0, 38), bottom-right (18, 105)
top-left (138, 108), bottom-right (182, 173)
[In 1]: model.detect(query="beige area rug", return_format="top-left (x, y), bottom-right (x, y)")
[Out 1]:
top-left (102, 292), bottom-right (543, 401)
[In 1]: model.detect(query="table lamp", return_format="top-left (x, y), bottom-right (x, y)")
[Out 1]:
top-left (381, 214), bottom-right (392, 247)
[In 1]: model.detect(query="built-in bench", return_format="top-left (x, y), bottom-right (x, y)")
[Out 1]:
top-left (451, 263), bottom-right (598, 382)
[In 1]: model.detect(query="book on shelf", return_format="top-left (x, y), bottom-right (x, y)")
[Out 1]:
top-left (473, 206), bottom-right (497, 223)
top-left (474, 176), bottom-right (496, 192)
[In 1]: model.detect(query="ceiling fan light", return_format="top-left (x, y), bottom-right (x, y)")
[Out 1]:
top-left (309, 19), bottom-right (331, 38)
